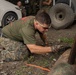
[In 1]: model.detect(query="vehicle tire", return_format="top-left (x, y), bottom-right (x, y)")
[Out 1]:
top-left (49, 3), bottom-right (74, 29)
top-left (2, 12), bottom-right (18, 27)
top-left (56, 0), bottom-right (75, 12)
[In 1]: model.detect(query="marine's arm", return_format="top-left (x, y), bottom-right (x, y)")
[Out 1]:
top-left (26, 44), bottom-right (52, 54)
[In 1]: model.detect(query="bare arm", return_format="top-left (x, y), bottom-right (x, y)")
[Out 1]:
top-left (43, 0), bottom-right (52, 5)
top-left (26, 44), bottom-right (52, 54)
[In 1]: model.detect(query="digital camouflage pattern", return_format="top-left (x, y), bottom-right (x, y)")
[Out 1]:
top-left (0, 37), bottom-right (29, 61)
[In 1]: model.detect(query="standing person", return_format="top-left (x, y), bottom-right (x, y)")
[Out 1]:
top-left (17, 1), bottom-right (26, 17)
top-left (0, 10), bottom-right (62, 61)
top-left (43, 0), bottom-right (52, 6)
top-left (41, 0), bottom-right (53, 13)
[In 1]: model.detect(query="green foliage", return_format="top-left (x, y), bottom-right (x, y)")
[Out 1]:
top-left (27, 56), bottom-right (35, 63)
top-left (60, 37), bottom-right (74, 44)
top-left (15, 70), bottom-right (22, 75)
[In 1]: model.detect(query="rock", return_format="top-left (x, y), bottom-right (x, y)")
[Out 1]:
top-left (48, 63), bottom-right (76, 75)
top-left (47, 49), bottom-right (76, 75)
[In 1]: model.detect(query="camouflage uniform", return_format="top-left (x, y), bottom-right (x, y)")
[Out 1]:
top-left (41, 0), bottom-right (53, 14)
top-left (0, 37), bottom-right (29, 61)
top-left (20, 6), bottom-right (26, 17)
top-left (1, 16), bottom-right (36, 61)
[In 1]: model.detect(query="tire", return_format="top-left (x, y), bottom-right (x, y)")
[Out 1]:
top-left (2, 12), bottom-right (18, 27)
top-left (56, 0), bottom-right (75, 12)
top-left (49, 3), bottom-right (74, 29)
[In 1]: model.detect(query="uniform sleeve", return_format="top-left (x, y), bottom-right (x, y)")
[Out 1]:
top-left (20, 27), bottom-right (36, 44)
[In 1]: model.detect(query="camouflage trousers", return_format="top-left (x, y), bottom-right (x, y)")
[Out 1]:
top-left (41, 6), bottom-right (52, 14)
top-left (0, 37), bottom-right (29, 61)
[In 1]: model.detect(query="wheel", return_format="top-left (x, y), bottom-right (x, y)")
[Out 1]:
top-left (56, 0), bottom-right (75, 12)
top-left (49, 3), bottom-right (74, 29)
top-left (2, 12), bottom-right (18, 27)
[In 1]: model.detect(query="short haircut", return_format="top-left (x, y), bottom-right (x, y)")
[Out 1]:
top-left (35, 10), bottom-right (51, 26)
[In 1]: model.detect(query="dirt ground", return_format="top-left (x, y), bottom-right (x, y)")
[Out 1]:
top-left (0, 22), bottom-right (76, 75)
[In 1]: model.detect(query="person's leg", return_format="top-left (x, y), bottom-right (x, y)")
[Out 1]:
top-left (0, 37), bottom-right (30, 61)
top-left (40, 6), bottom-right (51, 14)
